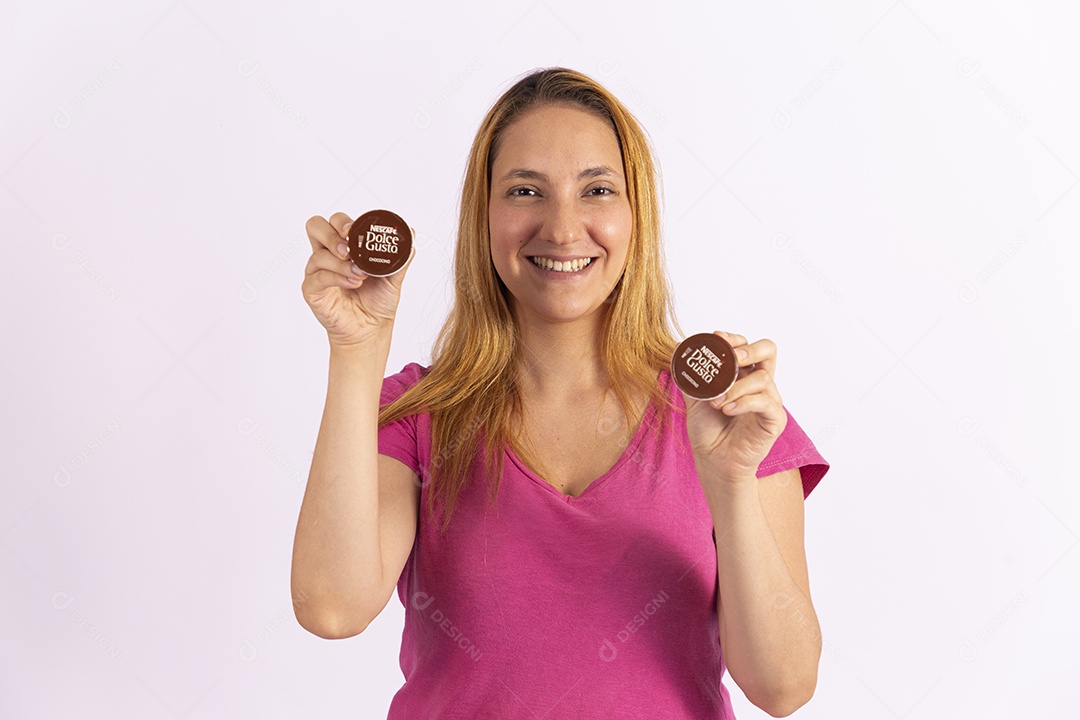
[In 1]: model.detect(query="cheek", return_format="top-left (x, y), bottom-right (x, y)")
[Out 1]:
top-left (489, 205), bottom-right (532, 245)
top-left (598, 208), bottom-right (633, 258)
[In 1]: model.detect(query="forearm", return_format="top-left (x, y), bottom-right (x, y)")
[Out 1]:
top-left (703, 474), bottom-right (821, 710)
top-left (291, 332), bottom-right (393, 632)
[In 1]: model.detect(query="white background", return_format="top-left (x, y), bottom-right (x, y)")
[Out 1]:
top-left (3, 1), bottom-right (1078, 717)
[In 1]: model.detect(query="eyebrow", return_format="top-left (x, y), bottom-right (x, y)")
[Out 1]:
top-left (496, 165), bottom-right (620, 183)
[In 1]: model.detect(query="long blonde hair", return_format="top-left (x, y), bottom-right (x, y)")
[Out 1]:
top-left (379, 67), bottom-right (683, 535)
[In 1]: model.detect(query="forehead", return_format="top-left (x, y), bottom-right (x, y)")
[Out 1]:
top-left (492, 104), bottom-right (623, 172)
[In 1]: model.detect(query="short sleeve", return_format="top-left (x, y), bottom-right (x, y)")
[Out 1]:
top-left (755, 405), bottom-right (830, 499)
top-left (377, 362), bottom-right (429, 477)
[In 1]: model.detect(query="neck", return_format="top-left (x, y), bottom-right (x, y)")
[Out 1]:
top-left (513, 309), bottom-right (610, 397)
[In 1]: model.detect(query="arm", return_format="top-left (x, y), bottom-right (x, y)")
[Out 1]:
top-left (705, 467), bottom-right (820, 717)
top-left (291, 334), bottom-right (399, 638)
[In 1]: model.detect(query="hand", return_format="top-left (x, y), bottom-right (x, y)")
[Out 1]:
top-left (301, 213), bottom-right (416, 349)
top-left (683, 331), bottom-right (787, 486)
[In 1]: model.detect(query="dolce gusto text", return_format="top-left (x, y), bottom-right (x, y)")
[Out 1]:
top-left (686, 346), bottom-right (723, 383)
top-left (365, 225), bottom-right (400, 254)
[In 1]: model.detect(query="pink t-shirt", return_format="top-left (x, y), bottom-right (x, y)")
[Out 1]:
top-left (377, 362), bottom-right (829, 719)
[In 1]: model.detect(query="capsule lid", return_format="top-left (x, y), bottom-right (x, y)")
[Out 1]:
top-left (671, 333), bottom-right (739, 400)
top-left (347, 209), bottom-right (413, 277)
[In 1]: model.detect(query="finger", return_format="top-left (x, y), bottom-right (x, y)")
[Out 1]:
top-left (305, 246), bottom-right (368, 283)
top-left (736, 337), bottom-right (778, 376)
top-left (716, 330), bottom-right (747, 348)
top-left (328, 212), bottom-right (354, 239)
top-left (384, 243), bottom-right (417, 292)
top-left (330, 212), bottom-right (356, 261)
top-left (302, 266), bottom-right (367, 298)
top-left (716, 391), bottom-right (785, 423)
top-left (306, 214), bottom-right (352, 262)
top-left (708, 369), bottom-right (781, 408)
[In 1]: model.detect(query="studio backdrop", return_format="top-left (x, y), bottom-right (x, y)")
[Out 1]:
top-left (2, 1), bottom-right (1077, 717)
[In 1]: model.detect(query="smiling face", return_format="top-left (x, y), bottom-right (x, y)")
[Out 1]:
top-left (488, 103), bottom-right (632, 327)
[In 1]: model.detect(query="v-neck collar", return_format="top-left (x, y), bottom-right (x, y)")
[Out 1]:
top-left (504, 379), bottom-right (662, 504)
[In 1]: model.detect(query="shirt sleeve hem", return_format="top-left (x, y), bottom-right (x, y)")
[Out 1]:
top-left (757, 452), bottom-right (830, 499)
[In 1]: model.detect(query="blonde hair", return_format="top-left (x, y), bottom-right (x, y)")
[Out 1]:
top-left (379, 67), bottom-right (682, 535)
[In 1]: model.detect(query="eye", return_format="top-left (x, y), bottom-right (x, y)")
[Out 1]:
top-left (587, 186), bottom-right (617, 196)
top-left (508, 186), bottom-right (538, 197)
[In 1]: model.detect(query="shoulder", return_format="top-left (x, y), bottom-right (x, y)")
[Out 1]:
top-left (380, 362), bottom-right (431, 405)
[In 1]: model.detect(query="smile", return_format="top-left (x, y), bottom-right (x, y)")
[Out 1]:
top-left (529, 256), bottom-right (594, 273)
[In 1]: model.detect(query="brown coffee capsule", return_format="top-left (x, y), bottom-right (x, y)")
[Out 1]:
top-left (671, 333), bottom-right (740, 401)
top-left (347, 209), bottom-right (413, 277)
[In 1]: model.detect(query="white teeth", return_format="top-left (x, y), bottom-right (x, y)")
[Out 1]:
top-left (530, 257), bottom-right (593, 272)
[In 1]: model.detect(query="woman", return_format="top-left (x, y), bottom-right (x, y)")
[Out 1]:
top-left (293, 67), bottom-right (830, 719)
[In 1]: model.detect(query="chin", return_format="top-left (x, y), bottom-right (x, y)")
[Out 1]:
top-left (521, 299), bottom-right (609, 325)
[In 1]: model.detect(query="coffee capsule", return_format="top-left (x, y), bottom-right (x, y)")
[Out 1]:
top-left (347, 209), bottom-right (413, 277)
top-left (671, 332), bottom-right (740, 401)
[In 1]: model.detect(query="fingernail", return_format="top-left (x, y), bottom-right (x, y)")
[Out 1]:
top-left (351, 263), bottom-right (363, 276)
top-left (337, 242), bottom-right (348, 257)
top-left (716, 393), bottom-right (727, 404)
top-left (737, 349), bottom-right (748, 360)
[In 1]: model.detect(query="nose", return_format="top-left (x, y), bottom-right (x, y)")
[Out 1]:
top-left (541, 197), bottom-right (584, 246)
